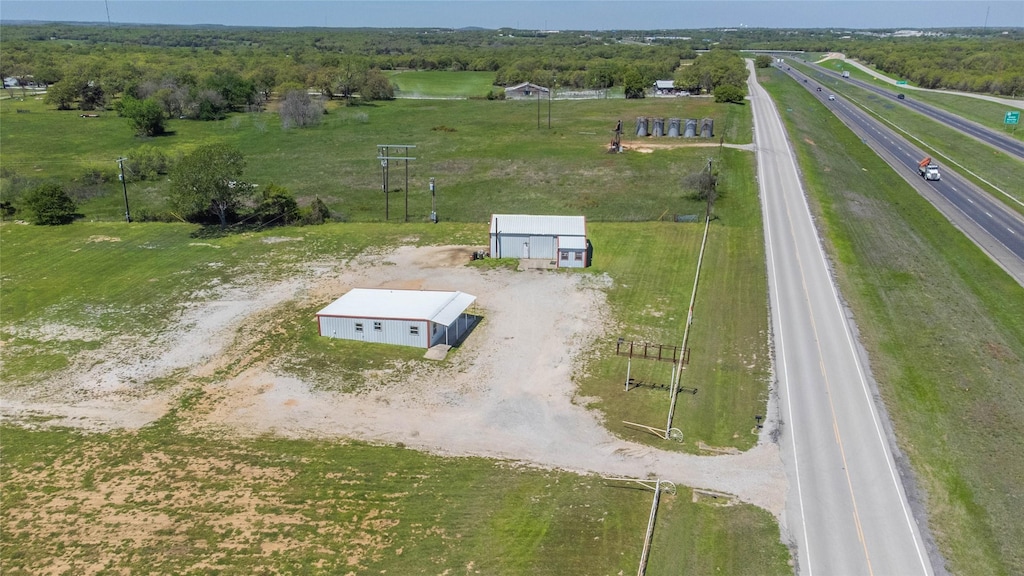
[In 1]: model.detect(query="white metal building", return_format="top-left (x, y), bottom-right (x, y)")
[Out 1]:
top-left (317, 289), bottom-right (476, 348)
top-left (489, 214), bottom-right (590, 268)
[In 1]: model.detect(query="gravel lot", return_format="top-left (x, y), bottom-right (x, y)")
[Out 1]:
top-left (2, 245), bottom-right (787, 517)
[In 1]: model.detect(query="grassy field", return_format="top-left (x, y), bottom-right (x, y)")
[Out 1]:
top-left (579, 148), bottom-right (770, 452)
top-left (1, 415), bottom-right (790, 575)
top-left (389, 70), bottom-right (502, 98)
top-left (1, 82), bottom-right (781, 572)
top-left (0, 94), bottom-right (751, 223)
top-left (0, 220), bottom-right (788, 575)
top-left (762, 66), bottom-right (1024, 576)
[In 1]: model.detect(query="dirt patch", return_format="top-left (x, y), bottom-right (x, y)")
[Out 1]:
top-left (2, 245), bottom-right (787, 519)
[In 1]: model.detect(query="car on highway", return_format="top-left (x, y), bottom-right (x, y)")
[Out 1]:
top-left (897, 93), bottom-right (905, 100)
top-left (828, 94), bottom-right (836, 101)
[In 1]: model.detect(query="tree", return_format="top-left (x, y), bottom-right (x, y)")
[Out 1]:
top-left (119, 96), bottom-right (166, 136)
top-left (279, 89), bottom-right (324, 129)
top-left (755, 54), bottom-right (774, 68)
top-left (125, 145), bottom-right (170, 181)
top-left (23, 183), bottom-right (77, 225)
top-left (713, 84), bottom-right (746, 104)
top-left (622, 68), bottom-right (646, 99)
top-left (44, 79), bottom-right (80, 110)
top-left (360, 68), bottom-right (395, 101)
top-left (169, 144), bottom-right (250, 227)
top-left (256, 184), bottom-right (299, 225)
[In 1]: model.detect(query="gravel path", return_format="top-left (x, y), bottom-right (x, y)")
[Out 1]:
top-left (2, 245), bottom-right (787, 517)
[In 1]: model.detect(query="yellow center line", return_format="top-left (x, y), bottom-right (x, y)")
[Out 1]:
top-left (788, 192), bottom-right (875, 576)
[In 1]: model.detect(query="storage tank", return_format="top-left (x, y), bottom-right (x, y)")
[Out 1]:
top-left (652, 117), bottom-right (664, 137)
top-left (636, 116), bottom-right (648, 137)
top-left (684, 118), bottom-right (698, 138)
top-left (700, 118), bottom-right (714, 138)
top-left (668, 118), bottom-right (681, 137)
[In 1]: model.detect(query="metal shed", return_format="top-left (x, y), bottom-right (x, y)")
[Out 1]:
top-left (317, 289), bottom-right (476, 348)
top-left (489, 214), bottom-right (590, 268)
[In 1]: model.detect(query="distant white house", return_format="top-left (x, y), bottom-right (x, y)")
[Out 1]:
top-left (489, 214), bottom-right (590, 268)
top-left (317, 289), bottom-right (476, 348)
top-left (504, 82), bottom-right (550, 99)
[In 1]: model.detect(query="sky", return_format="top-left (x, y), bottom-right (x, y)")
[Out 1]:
top-left (1, 1), bottom-right (1022, 30)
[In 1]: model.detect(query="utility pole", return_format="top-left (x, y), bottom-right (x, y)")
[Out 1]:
top-left (548, 75), bottom-right (553, 129)
top-left (117, 157), bottom-right (131, 223)
top-left (429, 177), bottom-right (437, 223)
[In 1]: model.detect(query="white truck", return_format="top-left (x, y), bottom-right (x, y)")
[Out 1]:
top-left (918, 157), bottom-right (941, 181)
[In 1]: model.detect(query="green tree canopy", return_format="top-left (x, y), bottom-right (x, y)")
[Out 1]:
top-left (23, 183), bottom-right (77, 225)
top-left (118, 96), bottom-right (166, 136)
top-left (622, 68), bottom-right (646, 99)
top-left (169, 144), bottom-right (250, 227)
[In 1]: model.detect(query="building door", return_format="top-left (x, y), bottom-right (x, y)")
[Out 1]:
top-left (522, 241), bottom-right (530, 258)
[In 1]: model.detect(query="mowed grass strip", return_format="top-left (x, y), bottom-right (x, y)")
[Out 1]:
top-left (763, 66), bottom-right (1024, 575)
top-left (580, 147), bottom-right (770, 452)
top-left (0, 416), bottom-right (790, 575)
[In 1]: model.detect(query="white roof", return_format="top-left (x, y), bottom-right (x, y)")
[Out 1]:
top-left (317, 289), bottom-right (476, 325)
top-left (655, 80), bottom-right (676, 89)
top-left (559, 236), bottom-right (588, 250)
top-left (504, 82), bottom-right (549, 93)
top-left (490, 214), bottom-right (586, 236)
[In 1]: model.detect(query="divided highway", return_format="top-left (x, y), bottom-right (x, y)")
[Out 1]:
top-left (779, 64), bottom-right (1024, 286)
top-left (747, 62), bottom-right (935, 575)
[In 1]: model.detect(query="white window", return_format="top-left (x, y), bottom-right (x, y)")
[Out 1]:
top-left (560, 251), bottom-right (569, 261)
top-left (355, 322), bottom-right (364, 332)
top-left (373, 321), bottom-right (382, 331)
top-left (574, 251), bottom-right (583, 261)
top-left (410, 325), bottom-right (419, 335)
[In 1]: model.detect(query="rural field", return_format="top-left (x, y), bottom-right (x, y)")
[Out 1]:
top-left (1, 75), bottom-right (791, 574)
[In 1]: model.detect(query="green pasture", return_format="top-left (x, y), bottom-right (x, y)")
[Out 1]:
top-left (0, 418), bottom-right (789, 575)
top-left (765, 66), bottom-right (1024, 576)
top-left (579, 148), bottom-right (769, 452)
top-left (0, 94), bottom-right (751, 223)
top-left (389, 70), bottom-right (501, 98)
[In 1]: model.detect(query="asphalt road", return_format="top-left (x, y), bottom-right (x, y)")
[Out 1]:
top-left (796, 61), bottom-right (1024, 161)
top-left (780, 65), bottom-right (1024, 286)
top-left (747, 62), bottom-right (935, 575)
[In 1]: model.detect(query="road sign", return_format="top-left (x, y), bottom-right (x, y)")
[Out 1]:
top-left (1005, 111), bottom-right (1020, 125)
top-left (896, 80), bottom-right (908, 85)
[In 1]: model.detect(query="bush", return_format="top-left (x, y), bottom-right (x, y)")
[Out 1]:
top-left (280, 90), bottom-right (324, 129)
top-left (125, 145), bottom-right (170, 181)
top-left (713, 84), bottom-right (746, 104)
top-left (256, 184), bottom-right (300, 225)
top-left (23, 183), bottom-right (78, 225)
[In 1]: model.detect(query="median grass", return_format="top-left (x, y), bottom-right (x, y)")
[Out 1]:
top-left (763, 66), bottom-right (1024, 576)
top-left (798, 58), bottom-right (1024, 211)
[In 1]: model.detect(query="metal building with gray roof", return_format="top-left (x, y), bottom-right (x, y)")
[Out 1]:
top-left (317, 288), bottom-right (476, 348)
top-left (489, 214), bottom-right (590, 268)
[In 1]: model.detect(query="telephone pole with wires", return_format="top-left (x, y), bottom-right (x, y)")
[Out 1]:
top-left (116, 157), bottom-right (131, 222)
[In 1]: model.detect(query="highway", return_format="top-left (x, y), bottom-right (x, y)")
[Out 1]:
top-left (788, 59), bottom-right (1024, 161)
top-left (747, 62), bottom-right (936, 575)
top-left (779, 64), bottom-right (1024, 286)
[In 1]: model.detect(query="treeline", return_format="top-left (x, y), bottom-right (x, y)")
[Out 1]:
top-left (844, 37), bottom-right (1024, 96)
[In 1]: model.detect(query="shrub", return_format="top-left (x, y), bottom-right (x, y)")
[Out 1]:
top-left (23, 183), bottom-right (78, 225)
